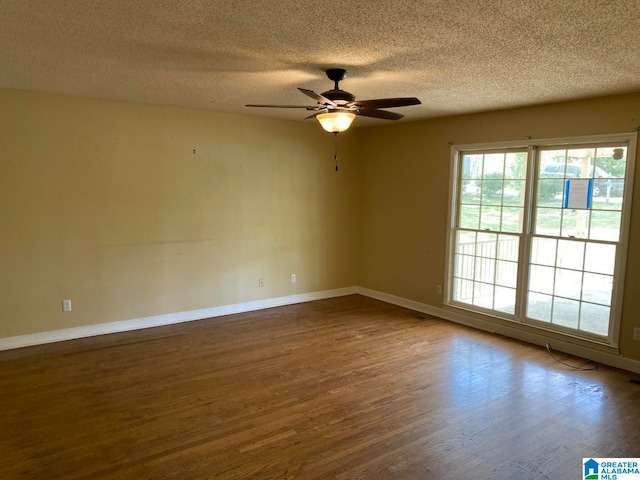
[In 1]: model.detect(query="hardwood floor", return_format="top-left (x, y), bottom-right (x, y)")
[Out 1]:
top-left (1, 295), bottom-right (639, 479)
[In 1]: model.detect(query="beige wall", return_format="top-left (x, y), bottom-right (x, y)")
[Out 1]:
top-left (2, 88), bottom-right (639, 363)
top-left (357, 93), bottom-right (640, 362)
top-left (0, 90), bottom-right (360, 337)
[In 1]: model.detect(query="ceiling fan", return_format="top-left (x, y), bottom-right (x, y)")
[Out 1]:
top-left (246, 68), bottom-right (421, 133)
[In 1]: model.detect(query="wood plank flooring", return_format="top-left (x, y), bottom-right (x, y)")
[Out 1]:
top-left (1, 295), bottom-right (639, 479)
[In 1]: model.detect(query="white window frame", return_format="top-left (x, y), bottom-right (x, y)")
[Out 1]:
top-left (444, 133), bottom-right (637, 348)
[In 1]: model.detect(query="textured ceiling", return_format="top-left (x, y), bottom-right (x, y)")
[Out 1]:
top-left (2, 0), bottom-right (640, 127)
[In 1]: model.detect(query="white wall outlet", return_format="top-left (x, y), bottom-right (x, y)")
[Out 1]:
top-left (436, 285), bottom-right (443, 295)
top-left (291, 274), bottom-right (296, 283)
top-left (634, 327), bottom-right (640, 341)
top-left (258, 277), bottom-right (264, 288)
top-left (62, 299), bottom-right (72, 312)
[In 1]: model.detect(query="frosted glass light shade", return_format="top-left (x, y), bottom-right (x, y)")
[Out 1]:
top-left (316, 112), bottom-right (356, 133)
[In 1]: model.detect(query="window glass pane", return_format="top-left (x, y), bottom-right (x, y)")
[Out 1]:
top-left (584, 243), bottom-right (615, 275)
top-left (497, 235), bottom-right (519, 261)
top-left (482, 179), bottom-right (503, 203)
top-left (527, 292), bottom-right (553, 322)
top-left (454, 254), bottom-right (475, 280)
top-left (594, 146), bottom-right (626, 205)
top-left (456, 230), bottom-right (477, 255)
top-left (473, 282), bottom-right (494, 309)
top-left (610, 180), bottom-right (624, 200)
top-left (494, 286), bottom-right (516, 314)
top-left (582, 273), bottom-right (613, 305)
top-left (539, 149), bottom-right (567, 171)
top-left (461, 180), bottom-right (481, 204)
top-left (501, 207), bottom-right (523, 232)
top-left (580, 303), bottom-right (610, 336)
top-left (578, 211), bottom-right (591, 239)
top-left (554, 269), bottom-right (582, 300)
top-left (537, 179), bottom-right (564, 204)
top-left (589, 210), bottom-right (621, 241)
top-left (595, 146), bottom-right (626, 178)
top-left (453, 278), bottom-right (474, 304)
top-left (593, 194), bottom-right (622, 211)
top-left (591, 180), bottom-right (617, 202)
top-left (474, 257), bottom-right (495, 283)
top-left (496, 260), bottom-right (517, 288)
top-left (529, 265), bottom-right (554, 295)
top-left (566, 148), bottom-right (596, 175)
top-left (531, 237), bottom-right (557, 266)
top-left (535, 207), bottom-right (561, 236)
top-left (560, 210), bottom-right (578, 237)
top-left (459, 204), bottom-right (480, 229)
top-left (502, 180), bottom-right (525, 206)
top-left (552, 297), bottom-right (580, 329)
top-left (483, 153), bottom-right (505, 176)
top-left (480, 205), bottom-right (501, 231)
top-left (556, 240), bottom-right (584, 270)
top-left (476, 232), bottom-right (497, 257)
top-left (462, 154), bottom-right (483, 179)
top-left (505, 152), bottom-right (526, 179)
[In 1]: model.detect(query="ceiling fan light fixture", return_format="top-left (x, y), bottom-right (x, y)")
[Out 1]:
top-left (316, 111), bottom-right (355, 133)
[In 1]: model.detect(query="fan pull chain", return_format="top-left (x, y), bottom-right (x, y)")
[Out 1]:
top-left (334, 132), bottom-right (339, 172)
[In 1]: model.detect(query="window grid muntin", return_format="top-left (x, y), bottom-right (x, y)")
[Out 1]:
top-left (535, 145), bottom-right (627, 242)
top-left (454, 149), bottom-right (527, 316)
top-left (525, 235), bottom-right (616, 336)
top-left (458, 151), bottom-right (527, 235)
top-left (452, 231), bottom-right (522, 316)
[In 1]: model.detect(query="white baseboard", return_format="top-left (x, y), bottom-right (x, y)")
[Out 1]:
top-left (0, 287), bottom-right (357, 352)
top-left (3, 285), bottom-right (640, 375)
top-left (356, 287), bottom-right (640, 375)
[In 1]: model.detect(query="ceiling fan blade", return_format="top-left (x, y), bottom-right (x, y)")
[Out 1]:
top-left (245, 104), bottom-right (314, 109)
top-left (357, 109), bottom-right (404, 120)
top-left (304, 112), bottom-right (322, 120)
top-left (298, 88), bottom-right (338, 107)
top-left (354, 97), bottom-right (421, 109)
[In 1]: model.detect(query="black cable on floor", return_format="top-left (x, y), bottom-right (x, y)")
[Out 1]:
top-left (545, 342), bottom-right (597, 371)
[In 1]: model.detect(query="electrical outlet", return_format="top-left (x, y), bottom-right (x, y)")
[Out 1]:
top-left (258, 277), bottom-right (264, 288)
top-left (436, 285), bottom-right (442, 295)
top-left (62, 299), bottom-right (72, 312)
top-left (634, 327), bottom-right (640, 341)
top-left (291, 274), bottom-right (296, 283)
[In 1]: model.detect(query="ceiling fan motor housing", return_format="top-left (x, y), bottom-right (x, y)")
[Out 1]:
top-left (322, 89), bottom-right (356, 105)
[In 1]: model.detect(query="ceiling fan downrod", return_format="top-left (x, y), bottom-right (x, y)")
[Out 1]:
top-left (325, 68), bottom-right (348, 90)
